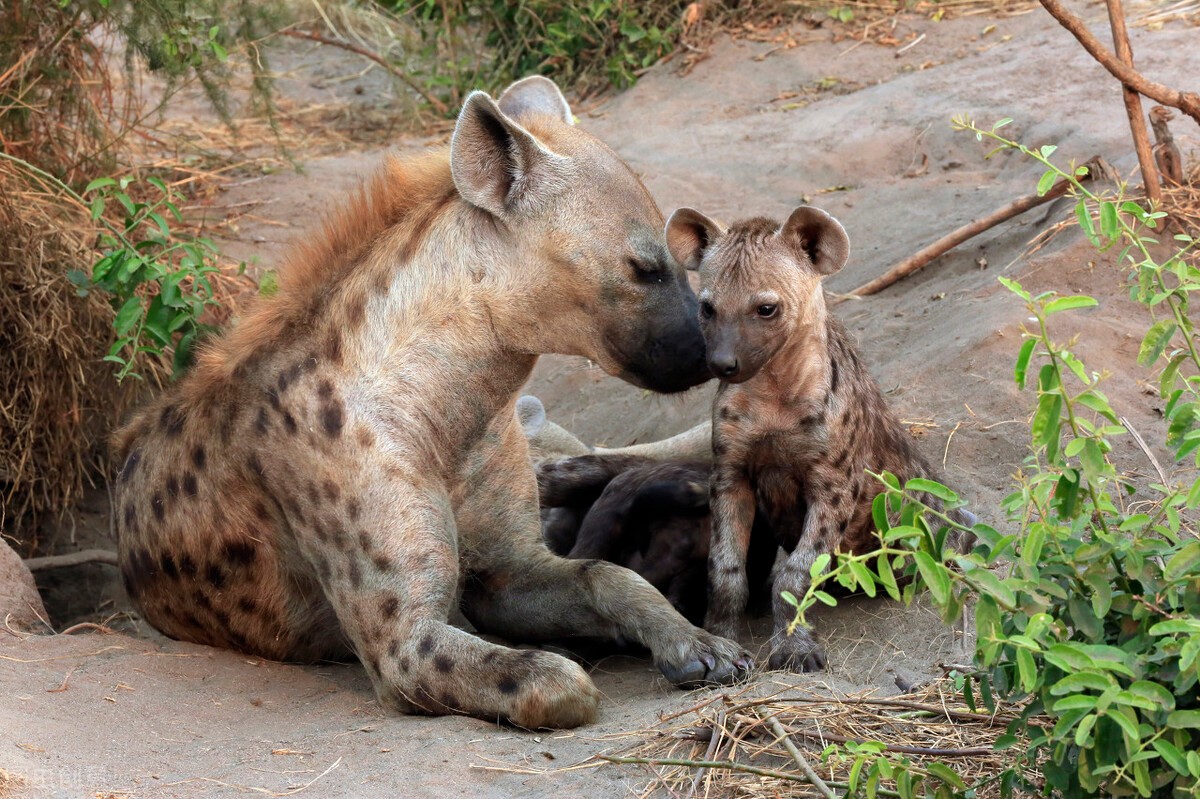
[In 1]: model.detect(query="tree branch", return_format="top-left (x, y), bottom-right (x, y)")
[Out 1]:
top-left (1037, 0), bottom-right (1200, 127)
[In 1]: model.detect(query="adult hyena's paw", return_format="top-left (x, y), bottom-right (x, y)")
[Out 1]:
top-left (768, 628), bottom-right (826, 673)
top-left (509, 651), bottom-right (601, 730)
top-left (658, 628), bottom-right (754, 688)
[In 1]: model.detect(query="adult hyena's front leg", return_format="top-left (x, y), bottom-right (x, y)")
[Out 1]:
top-left (459, 423), bottom-right (752, 688)
top-left (704, 463), bottom-right (757, 640)
top-left (302, 481), bottom-right (598, 729)
top-left (767, 501), bottom-right (842, 672)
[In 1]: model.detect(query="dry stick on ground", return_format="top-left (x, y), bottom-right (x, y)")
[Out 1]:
top-left (1036, 0), bottom-right (1200, 127)
top-left (835, 157), bottom-right (1100, 300)
top-left (1103, 0), bottom-right (1161, 204)
top-left (277, 29), bottom-right (449, 116)
top-left (23, 549), bottom-right (119, 572)
top-left (760, 712), bottom-right (838, 799)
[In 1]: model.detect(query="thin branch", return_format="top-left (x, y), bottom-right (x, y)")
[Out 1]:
top-left (1119, 415), bottom-right (1169, 486)
top-left (1036, 0), bottom-right (1200, 127)
top-left (600, 755), bottom-right (901, 797)
top-left (1103, 0), bottom-right (1161, 203)
top-left (24, 549), bottom-right (119, 572)
top-left (277, 29), bottom-right (449, 116)
top-left (835, 159), bottom-right (1099, 300)
top-left (761, 713), bottom-right (838, 799)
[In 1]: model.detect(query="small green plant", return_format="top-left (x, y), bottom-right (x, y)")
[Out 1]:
top-left (69, 176), bottom-right (231, 381)
top-left (390, 0), bottom-right (682, 108)
top-left (785, 118), bottom-right (1200, 799)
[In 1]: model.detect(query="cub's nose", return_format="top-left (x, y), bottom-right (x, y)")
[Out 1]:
top-left (709, 356), bottom-right (739, 379)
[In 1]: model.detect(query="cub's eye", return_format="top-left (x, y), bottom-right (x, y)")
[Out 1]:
top-left (628, 257), bottom-right (665, 283)
top-left (757, 304), bottom-right (778, 318)
top-left (700, 300), bottom-right (716, 319)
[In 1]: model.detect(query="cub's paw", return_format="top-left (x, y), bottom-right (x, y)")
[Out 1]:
top-left (510, 652), bottom-right (600, 730)
top-left (658, 629), bottom-right (754, 688)
top-left (768, 629), bottom-right (826, 673)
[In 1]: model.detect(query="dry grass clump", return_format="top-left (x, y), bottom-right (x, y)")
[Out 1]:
top-left (601, 677), bottom-right (1041, 799)
top-left (0, 166), bottom-right (147, 539)
top-left (1163, 162), bottom-right (1200, 253)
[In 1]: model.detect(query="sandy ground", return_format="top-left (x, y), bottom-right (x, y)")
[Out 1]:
top-left (5, 8), bottom-right (1200, 797)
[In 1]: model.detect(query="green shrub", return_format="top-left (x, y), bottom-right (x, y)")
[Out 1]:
top-left (787, 118), bottom-right (1200, 798)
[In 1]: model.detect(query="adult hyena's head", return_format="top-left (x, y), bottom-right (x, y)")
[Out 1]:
top-left (664, 206), bottom-right (850, 383)
top-left (449, 77), bottom-right (709, 394)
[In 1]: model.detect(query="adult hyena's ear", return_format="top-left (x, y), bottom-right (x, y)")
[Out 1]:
top-left (497, 76), bottom-right (573, 125)
top-left (780, 205), bottom-right (850, 276)
top-left (450, 91), bottom-right (572, 217)
top-left (666, 207), bottom-right (725, 271)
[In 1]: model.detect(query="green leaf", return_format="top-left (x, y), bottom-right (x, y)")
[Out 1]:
top-left (1039, 144), bottom-right (1058, 159)
top-left (1016, 647), bottom-right (1037, 692)
top-left (1014, 338), bottom-right (1037, 389)
top-left (1044, 643), bottom-right (1097, 672)
top-left (913, 551), bottom-right (951, 606)
top-left (1138, 319), bottom-right (1177, 367)
top-left (1100, 201), bottom-right (1119, 241)
top-left (1127, 681), bottom-right (1174, 712)
top-left (1036, 169), bottom-right (1058, 196)
top-left (1164, 540), bottom-right (1200, 580)
top-left (904, 477), bottom-right (958, 502)
top-left (1074, 712), bottom-right (1098, 746)
top-left (1050, 671), bottom-right (1115, 694)
top-left (925, 763), bottom-right (965, 789)
top-left (1076, 198), bottom-right (1099, 244)
top-left (84, 176), bottom-right (117, 193)
top-left (848, 560), bottom-right (876, 597)
top-left (113, 296), bottom-right (143, 336)
top-left (998, 276), bottom-right (1030, 301)
top-left (1052, 695), bottom-right (1097, 712)
top-left (1152, 739), bottom-right (1188, 776)
top-left (1043, 295), bottom-right (1098, 315)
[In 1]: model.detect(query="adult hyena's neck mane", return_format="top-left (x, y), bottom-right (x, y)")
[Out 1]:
top-left (187, 150), bottom-right (458, 398)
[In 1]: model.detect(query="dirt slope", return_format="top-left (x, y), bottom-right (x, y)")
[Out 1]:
top-left (5, 9), bottom-right (1199, 797)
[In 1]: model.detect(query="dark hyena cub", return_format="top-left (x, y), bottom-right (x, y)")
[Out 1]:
top-left (665, 205), bottom-right (976, 672)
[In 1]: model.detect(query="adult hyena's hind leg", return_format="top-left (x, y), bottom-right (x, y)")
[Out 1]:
top-left (300, 483), bottom-right (599, 729)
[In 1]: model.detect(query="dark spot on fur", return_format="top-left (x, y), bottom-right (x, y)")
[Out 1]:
top-left (151, 493), bottom-right (165, 522)
top-left (283, 412), bottom-right (298, 435)
top-left (119, 450), bottom-right (141, 482)
top-left (193, 590), bottom-right (213, 611)
top-left (321, 400), bottom-right (344, 438)
top-left (829, 359), bottom-right (840, 395)
top-left (348, 559), bottom-right (362, 587)
top-left (265, 387), bottom-right (281, 412)
top-left (357, 428), bottom-right (374, 448)
top-left (381, 596), bottom-right (400, 618)
top-left (253, 501), bottom-right (270, 521)
top-left (316, 554), bottom-right (332, 583)
top-left (357, 531), bottom-right (372, 552)
top-left (182, 471), bottom-right (198, 497)
top-left (189, 446), bottom-right (206, 471)
top-left (347, 499), bottom-right (360, 521)
top-left (324, 333), bottom-right (343, 365)
top-left (419, 635), bottom-right (435, 656)
top-left (206, 564), bottom-right (226, 590)
top-left (322, 479), bottom-right (340, 501)
top-left (161, 404), bottom-right (185, 436)
top-left (439, 691), bottom-right (458, 709)
top-left (317, 380), bottom-right (334, 400)
top-left (160, 553), bottom-right (179, 580)
top-left (521, 649), bottom-right (539, 662)
top-left (255, 407), bottom-right (269, 435)
top-left (122, 502), bottom-right (136, 530)
top-left (223, 540), bottom-right (257, 568)
top-left (483, 650), bottom-right (499, 664)
top-left (433, 655), bottom-right (454, 674)
top-left (238, 597), bottom-right (258, 614)
top-left (400, 656), bottom-right (411, 672)
top-left (347, 295), bottom-right (366, 328)
top-left (577, 559), bottom-right (601, 575)
top-left (388, 639), bottom-right (399, 658)
top-left (179, 553), bottom-right (197, 578)
top-left (166, 474), bottom-right (179, 498)
top-left (497, 676), bottom-right (519, 695)
top-left (373, 554), bottom-right (393, 572)
top-left (248, 455), bottom-right (264, 477)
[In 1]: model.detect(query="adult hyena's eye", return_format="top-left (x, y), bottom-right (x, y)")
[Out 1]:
top-left (757, 304), bottom-right (778, 318)
top-left (700, 300), bottom-right (716, 319)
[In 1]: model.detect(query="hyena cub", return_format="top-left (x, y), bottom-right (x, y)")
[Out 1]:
top-left (666, 205), bottom-right (976, 671)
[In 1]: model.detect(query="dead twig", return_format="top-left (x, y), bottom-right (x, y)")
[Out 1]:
top-left (1036, 0), bottom-right (1200, 127)
top-left (600, 755), bottom-right (901, 797)
top-left (24, 548), bottom-right (119, 571)
top-left (836, 158), bottom-right (1101, 300)
top-left (1120, 415), bottom-right (1169, 486)
top-left (1103, 0), bottom-right (1161, 203)
top-left (761, 712), bottom-right (838, 799)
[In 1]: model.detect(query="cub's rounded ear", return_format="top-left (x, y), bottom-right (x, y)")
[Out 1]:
top-left (780, 206), bottom-right (850, 276)
top-left (666, 208), bottom-right (725, 271)
top-left (450, 91), bottom-right (572, 217)
top-left (498, 76), bottom-right (573, 125)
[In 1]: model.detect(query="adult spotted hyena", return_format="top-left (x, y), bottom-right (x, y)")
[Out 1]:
top-left (665, 205), bottom-right (976, 672)
top-left (111, 78), bottom-right (752, 729)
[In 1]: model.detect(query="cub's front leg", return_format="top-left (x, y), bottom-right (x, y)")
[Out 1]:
top-left (704, 459), bottom-right (757, 640)
top-left (767, 500), bottom-right (844, 672)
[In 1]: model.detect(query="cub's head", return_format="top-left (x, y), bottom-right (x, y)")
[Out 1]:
top-left (449, 77), bottom-right (709, 393)
top-left (665, 206), bottom-right (850, 383)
